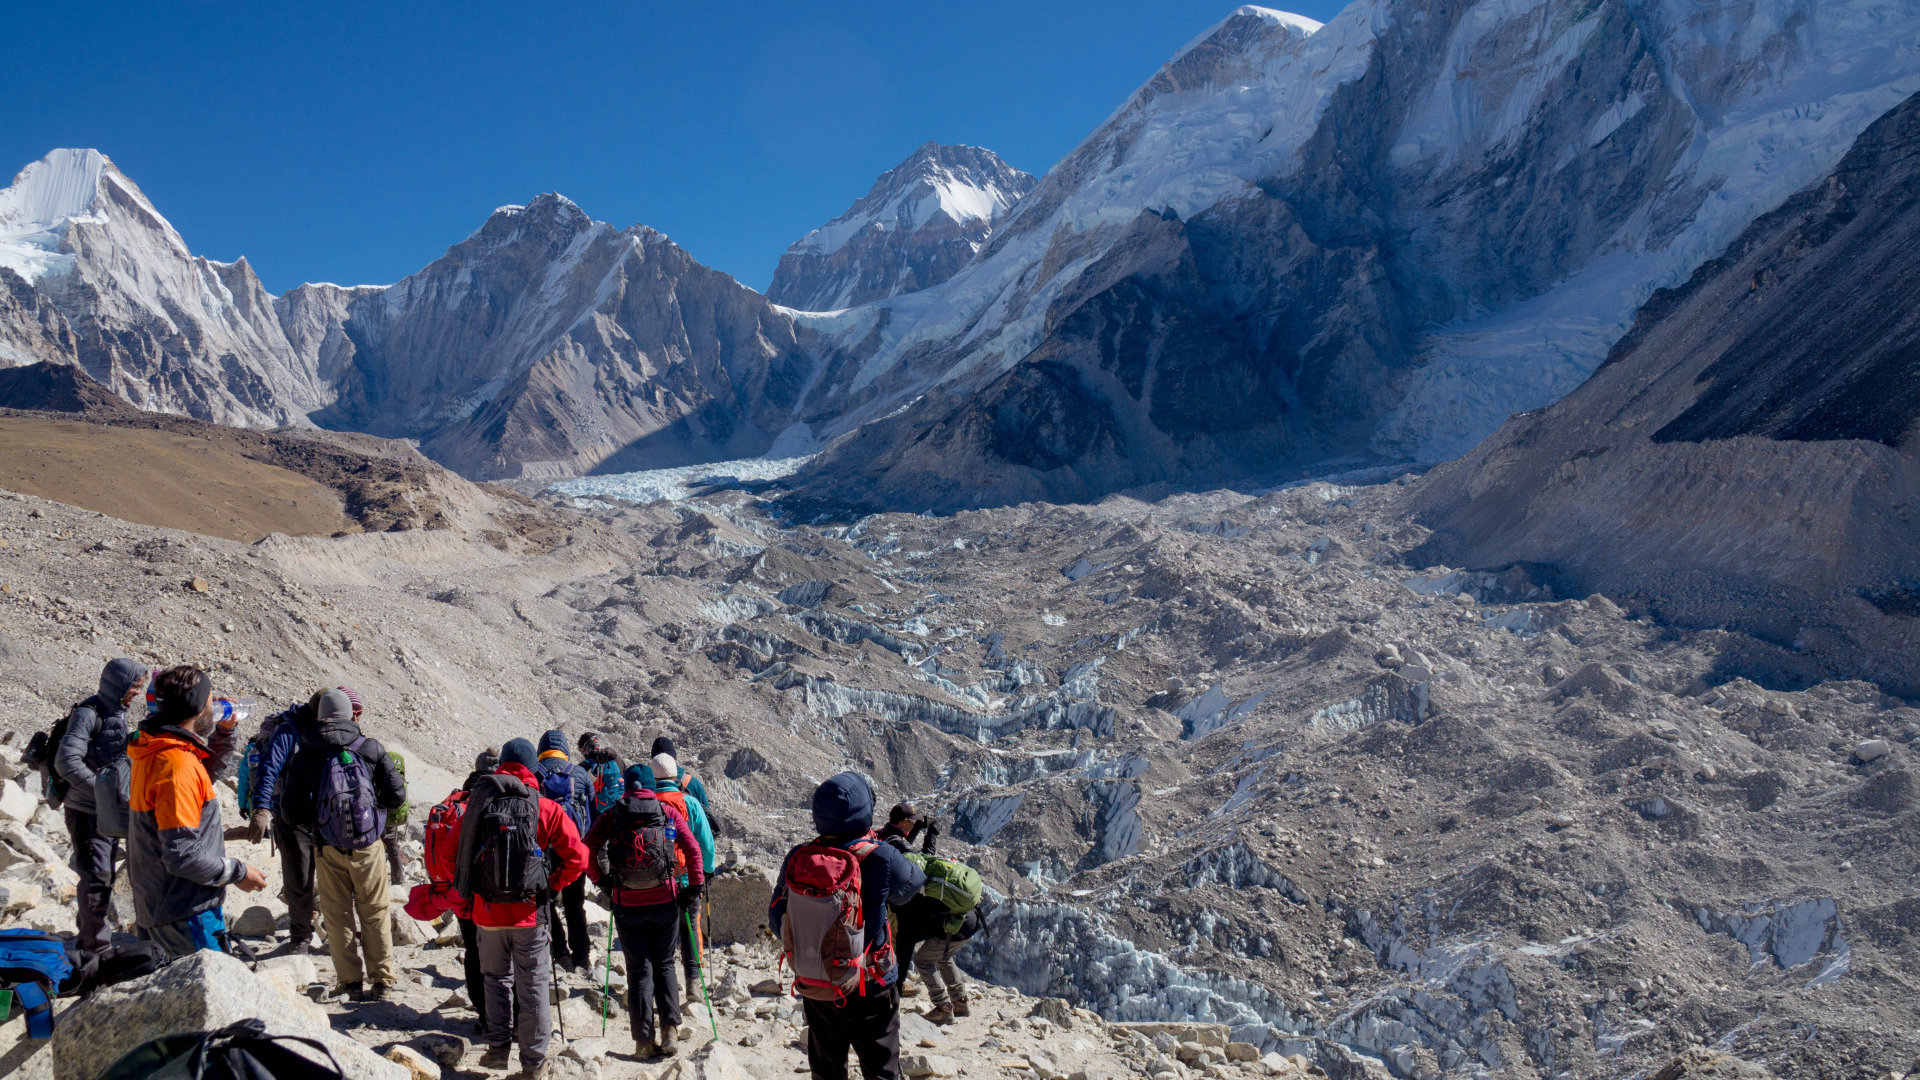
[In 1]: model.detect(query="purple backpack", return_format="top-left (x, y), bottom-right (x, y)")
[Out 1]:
top-left (316, 736), bottom-right (386, 850)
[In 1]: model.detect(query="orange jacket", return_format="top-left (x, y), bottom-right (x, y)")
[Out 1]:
top-left (127, 727), bottom-right (245, 928)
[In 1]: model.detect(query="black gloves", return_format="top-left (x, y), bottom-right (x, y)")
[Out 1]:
top-left (678, 880), bottom-right (704, 907)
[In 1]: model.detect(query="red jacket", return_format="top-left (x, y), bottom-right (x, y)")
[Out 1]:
top-left (583, 790), bottom-right (704, 908)
top-left (469, 763), bottom-right (589, 929)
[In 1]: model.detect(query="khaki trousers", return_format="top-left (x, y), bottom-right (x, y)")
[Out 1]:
top-left (315, 843), bottom-right (394, 986)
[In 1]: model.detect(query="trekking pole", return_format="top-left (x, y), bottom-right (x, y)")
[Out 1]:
top-left (552, 950), bottom-right (568, 1042)
top-left (686, 907), bottom-right (719, 1041)
top-left (601, 912), bottom-right (615, 1036)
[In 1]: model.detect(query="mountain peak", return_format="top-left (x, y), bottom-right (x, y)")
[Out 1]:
top-left (767, 143), bottom-right (1036, 311)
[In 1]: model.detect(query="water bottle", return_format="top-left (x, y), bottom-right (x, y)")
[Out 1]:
top-left (212, 699), bottom-right (255, 730)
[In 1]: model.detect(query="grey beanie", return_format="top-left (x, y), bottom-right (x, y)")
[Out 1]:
top-left (315, 688), bottom-right (355, 724)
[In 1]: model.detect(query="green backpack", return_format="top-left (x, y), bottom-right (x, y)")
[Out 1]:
top-left (386, 752), bottom-right (410, 829)
top-left (908, 854), bottom-right (983, 934)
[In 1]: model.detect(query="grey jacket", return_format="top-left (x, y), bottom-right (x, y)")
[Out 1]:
top-left (54, 659), bottom-right (144, 815)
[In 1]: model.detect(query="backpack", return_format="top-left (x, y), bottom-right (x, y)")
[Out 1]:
top-left (21, 704), bottom-right (83, 810)
top-left (93, 754), bottom-right (132, 840)
top-left (587, 757), bottom-right (624, 821)
top-left (423, 790), bottom-right (469, 888)
top-left (610, 794), bottom-right (678, 896)
top-left (908, 854), bottom-right (983, 935)
top-left (236, 739), bottom-right (261, 816)
top-left (470, 779), bottom-right (547, 904)
top-left (68, 939), bottom-right (170, 996)
top-left (385, 752), bottom-right (410, 829)
top-left (0, 929), bottom-right (75, 1038)
top-left (313, 737), bottom-right (385, 851)
top-left (97, 1018), bottom-right (345, 1080)
top-left (779, 838), bottom-right (889, 1001)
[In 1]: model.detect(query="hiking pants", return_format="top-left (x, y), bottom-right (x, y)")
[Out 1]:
top-left (142, 907), bottom-right (228, 960)
top-left (614, 903), bottom-right (681, 1045)
top-left (271, 815), bottom-right (317, 940)
top-left (460, 916), bottom-right (489, 1030)
top-left (64, 805), bottom-right (119, 955)
top-left (676, 891), bottom-right (704, 989)
top-left (913, 937), bottom-right (966, 1007)
top-left (479, 920), bottom-right (552, 1068)
top-left (382, 824), bottom-right (405, 886)
top-left (315, 844), bottom-right (395, 987)
top-left (547, 875), bottom-right (590, 969)
top-left (803, 983), bottom-right (901, 1080)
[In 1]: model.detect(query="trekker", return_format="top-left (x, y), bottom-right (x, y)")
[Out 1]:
top-left (278, 688), bottom-right (408, 1000)
top-left (246, 696), bottom-right (319, 953)
top-left (877, 802), bottom-right (935, 854)
top-left (126, 665), bottom-right (269, 957)
top-left (455, 738), bottom-right (589, 1079)
top-left (535, 729), bottom-right (594, 972)
top-left (385, 748), bottom-right (410, 885)
top-left (881, 803), bottom-right (945, 1006)
top-left (771, 772), bottom-right (926, 1080)
top-left (404, 747), bottom-right (498, 1033)
top-left (910, 909), bottom-right (980, 1025)
top-left (53, 657), bottom-right (145, 957)
top-left (898, 842), bottom-right (981, 1025)
top-left (577, 732), bottom-right (624, 824)
top-left (650, 736), bottom-right (709, 809)
top-left (651, 751), bottom-right (715, 999)
top-left (583, 763), bottom-right (704, 1058)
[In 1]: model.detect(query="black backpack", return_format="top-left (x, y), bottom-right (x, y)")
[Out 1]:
top-left (21, 703), bottom-right (84, 810)
top-left (611, 793), bottom-right (677, 894)
top-left (97, 1018), bottom-right (344, 1079)
top-left (472, 779), bottom-right (547, 904)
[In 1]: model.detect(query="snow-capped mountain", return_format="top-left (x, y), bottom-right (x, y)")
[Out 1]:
top-left (785, 0), bottom-right (1920, 512)
top-left (0, 149), bottom-right (327, 425)
top-left (301, 194), bottom-right (825, 480)
top-left (1411, 88), bottom-right (1920, 696)
top-left (767, 143), bottom-right (1035, 312)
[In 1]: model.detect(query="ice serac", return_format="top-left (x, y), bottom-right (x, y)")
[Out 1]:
top-left (785, 0), bottom-right (1920, 513)
top-left (1408, 91), bottom-right (1920, 696)
top-left (309, 195), bottom-right (826, 480)
top-left (768, 143), bottom-right (1035, 312)
top-left (0, 149), bottom-right (326, 426)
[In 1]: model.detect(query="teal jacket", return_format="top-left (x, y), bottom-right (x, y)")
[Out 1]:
top-left (655, 780), bottom-right (715, 873)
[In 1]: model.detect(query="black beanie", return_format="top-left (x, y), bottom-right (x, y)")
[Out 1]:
top-left (500, 738), bottom-right (537, 770)
top-left (650, 735), bottom-right (675, 759)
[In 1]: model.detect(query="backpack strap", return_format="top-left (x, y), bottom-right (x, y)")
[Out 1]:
top-left (14, 979), bottom-right (54, 1039)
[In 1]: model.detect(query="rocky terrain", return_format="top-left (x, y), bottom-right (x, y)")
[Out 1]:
top-left (0, 435), bottom-right (1913, 1077)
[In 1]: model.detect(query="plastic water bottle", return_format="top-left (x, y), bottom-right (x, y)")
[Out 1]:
top-left (212, 699), bottom-right (255, 728)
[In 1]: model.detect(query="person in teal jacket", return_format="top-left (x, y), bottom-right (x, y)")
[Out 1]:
top-left (650, 751), bottom-right (714, 997)
top-left (649, 736), bottom-right (709, 811)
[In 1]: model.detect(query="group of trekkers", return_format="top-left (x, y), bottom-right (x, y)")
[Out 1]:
top-left (32, 657), bottom-right (988, 1080)
top-left (406, 731), bottom-right (718, 1078)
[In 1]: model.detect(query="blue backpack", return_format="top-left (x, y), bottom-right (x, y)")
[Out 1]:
top-left (587, 758), bottom-right (624, 821)
top-left (315, 737), bottom-right (386, 851)
top-left (536, 760), bottom-right (589, 835)
top-left (0, 929), bottom-right (74, 1038)
top-left (236, 739), bottom-right (262, 816)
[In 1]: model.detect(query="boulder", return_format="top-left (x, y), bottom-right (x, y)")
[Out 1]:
top-left (904, 1054), bottom-right (961, 1078)
top-left (1226, 1043), bottom-right (1261, 1062)
top-left (383, 1044), bottom-right (439, 1080)
top-left (51, 949), bottom-right (406, 1080)
top-left (564, 1036), bottom-right (610, 1062)
top-left (659, 1040), bottom-right (753, 1080)
top-left (1111, 1022), bottom-right (1231, 1048)
top-left (1030, 996), bottom-right (1075, 1028)
top-left (0, 823), bottom-right (60, 866)
top-left (705, 864), bottom-right (774, 946)
top-left (411, 1033), bottom-right (468, 1066)
top-left (230, 905), bottom-right (277, 938)
top-left (0, 879), bottom-right (43, 913)
top-left (391, 910), bottom-right (431, 946)
top-left (1854, 739), bottom-right (1893, 764)
top-left (899, 1010), bottom-right (945, 1048)
top-left (0, 780), bottom-right (37, 824)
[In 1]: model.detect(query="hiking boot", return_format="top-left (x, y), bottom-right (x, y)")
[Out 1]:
top-left (660, 1029), bottom-right (678, 1056)
top-left (952, 994), bottom-right (972, 1018)
top-left (515, 1063), bottom-right (548, 1080)
top-left (924, 1002), bottom-right (955, 1025)
top-left (329, 981), bottom-right (363, 1002)
top-left (900, 981), bottom-right (922, 997)
top-left (478, 1045), bottom-right (512, 1070)
top-left (358, 983), bottom-right (391, 1002)
top-left (283, 934), bottom-right (312, 956)
top-left (635, 1038), bottom-right (660, 1059)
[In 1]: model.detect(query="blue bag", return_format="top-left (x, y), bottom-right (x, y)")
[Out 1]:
top-left (0, 929), bottom-right (75, 1038)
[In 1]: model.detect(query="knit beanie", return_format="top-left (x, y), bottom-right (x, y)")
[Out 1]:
top-left (335, 685), bottom-right (363, 718)
top-left (500, 738), bottom-right (538, 770)
top-left (314, 688), bottom-right (355, 724)
top-left (651, 753), bottom-right (677, 786)
top-left (650, 735), bottom-right (675, 759)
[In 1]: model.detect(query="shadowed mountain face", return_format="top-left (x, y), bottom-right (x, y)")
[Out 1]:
top-left (767, 143), bottom-right (1034, 312)
top-left (1408, 91), bottom-right (1920, 694)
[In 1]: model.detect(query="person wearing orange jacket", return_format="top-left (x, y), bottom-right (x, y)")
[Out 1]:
top-left (454, 738), bottom-right (588, 1080)
top-left (126, 665), bottom-right (270, 957)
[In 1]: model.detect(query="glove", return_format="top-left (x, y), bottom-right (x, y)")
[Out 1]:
top-left (678, 881), bottom-right (704, 908)
top-left (244, 808), bottom-right (270, 845)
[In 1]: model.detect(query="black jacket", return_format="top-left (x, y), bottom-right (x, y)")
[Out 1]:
top-left (276, 716), bottom-right (407, 835)
top-left (54, 659), bottom-right (145, 815)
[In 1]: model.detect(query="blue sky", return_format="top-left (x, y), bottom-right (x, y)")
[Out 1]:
top-left (3, 1), bottom-right (1348, 294)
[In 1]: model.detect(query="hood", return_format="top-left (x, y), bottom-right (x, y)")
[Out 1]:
top-left (128, 727), bottom-right (207, 762)
top-left (497, 762), bottom-right (538, 788)
top-left (311, 717), bottom-right (365, 749)
top-left (812, 771), bottom-right (875, 838)
top-left (97, 657), bottom-right (145, 706)
top-left (537, 730), bottom-right (570, 757)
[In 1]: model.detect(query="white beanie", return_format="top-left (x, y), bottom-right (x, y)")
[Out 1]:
top-left (652, 752), bottom-right (677, 784)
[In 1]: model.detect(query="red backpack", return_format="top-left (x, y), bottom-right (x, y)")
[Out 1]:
top-left (779, 837), bottom-right (889, 1001)
top-left (424, 790), bottom-right (469, 888)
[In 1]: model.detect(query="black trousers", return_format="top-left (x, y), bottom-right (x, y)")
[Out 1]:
top-left (546, 876), bottom-right (590, 968)
top-left (803, 984), bottom-right (901, 1080)
top-left (459, 916), bottom-right (488, 1029)
top-left (677, 892), bottom-right (704, 989)
top-left (614, 904), bottom-right (681, 1044)
top-left (63, 806), bottom-right (119, 955)
top-left (271, 815), bottom-right (317, 940)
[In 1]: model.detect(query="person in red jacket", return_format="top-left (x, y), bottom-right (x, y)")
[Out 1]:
top-left (455, 738), bottom-right (588, 1079)
top-left (584, 764), bottom-right (705, 1058)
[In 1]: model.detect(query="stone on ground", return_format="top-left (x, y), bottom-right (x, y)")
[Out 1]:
top-left (704, 864), bottom-right (774, 946)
